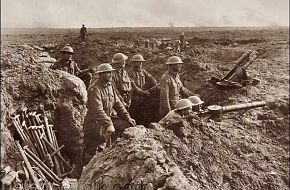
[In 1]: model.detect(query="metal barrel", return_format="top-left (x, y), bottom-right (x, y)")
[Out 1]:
top-left (221, 101), bottom-right (266, 113)
top-left (235, 51), bottom-right (251, 65)
top-left (222, 51), bottom-right (251, 80)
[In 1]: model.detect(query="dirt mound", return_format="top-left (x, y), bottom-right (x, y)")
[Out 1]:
top-left (79, 112), bottom-right (288, 189)
top-left (1, 44), bottom-right (87, 177)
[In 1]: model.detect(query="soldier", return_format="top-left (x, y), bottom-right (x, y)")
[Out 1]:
top-left (158, 99), bottom-right (193, 137)
top-left (179, 32), bottom-right (185, 51)
top-left (110, 53), bottom-right (134, 108)
top-left (159, 40), bottom-right (166, 50)
top-left (174, 40), bottom-right (181, 53)
top-left (80, 24), bottom-right (87, 41)
top-left (50, 45), bottom-right (92, 89)
top-left (159, 56), bottom-right (196, 117)
top-left (128, 54), bottom-right (158, 126)
top-left (83, 63), bottom-right (136, 156)
top-left (188, 96), bottom-right (204, 113)
top-left (164, 46), bottom-right (174, 55)
top-left (144, 39), bottom-right (150, 49)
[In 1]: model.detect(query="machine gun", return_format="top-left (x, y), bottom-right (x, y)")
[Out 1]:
top-left (209, 50), bottom-right (260, 89)
top-left (198, 101), bottom-right (266, 119)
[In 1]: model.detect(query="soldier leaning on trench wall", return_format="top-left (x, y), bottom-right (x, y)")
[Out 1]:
top-left (83, 63), bottom-right (136, 161)
top-left (159, 56), bottom-right (197, 118)
top-left (50, 45), bottom-right (93, 89)
top-left (128, 54), bottom-right (158, 126)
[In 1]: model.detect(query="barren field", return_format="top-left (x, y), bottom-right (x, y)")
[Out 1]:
top-left (1, 27), bottom-right (289, 189)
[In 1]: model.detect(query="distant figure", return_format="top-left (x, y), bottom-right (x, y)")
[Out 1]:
top-left (80, 24), bottom-right (87, 41)
top-left (179, 32), bottom-right (185, 51)
top-left (145, 39), bottom-right (150, 49)
top-left (174, 40), bottom-right (181, 53)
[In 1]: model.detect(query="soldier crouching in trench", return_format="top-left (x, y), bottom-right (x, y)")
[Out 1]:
top-left (158, 99), bottom-right (194, 137)
top-left (158, 96), bottom-right (205, 138)
top-left (83, 63), bottom-right (136, 162)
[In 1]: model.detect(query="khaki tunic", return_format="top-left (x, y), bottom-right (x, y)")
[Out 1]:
top-left (112, 69), bottom-right (134, 106)
top-left (84, 80), bottom-right (130, 153)
top-left (129, 69), bottom-right (157, 90)
top-left (158, 110), bottom-right (183, 128)
top-left (159, 70), bottom-right (194, 117)
top-left (51, 58), bottom-right (81, 75)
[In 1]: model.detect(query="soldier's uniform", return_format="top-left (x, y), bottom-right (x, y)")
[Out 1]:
top-left (51, 58), bottom-right (81, 75)
top-left (80, 26), bottom-right (87, 41)
top-left (129, 69), bottom-right (157, 91)
top-left (129, 68), bottom-right (158, 126)
top-left (112, 68), bottom-right (134, 107)
top-left (83, 79), bottom-right (132, 155)
top-left (51, 58), bottom-right (92, 89)
top-left (158, 98), bottom-right (196, 137)
top-left (159, 70), bottom-right (194, 117)
top-left (158, 110), bottom-right (183, 128)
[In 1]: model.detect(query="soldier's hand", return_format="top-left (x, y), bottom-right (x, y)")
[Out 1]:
top-left (89, 67), bottom-right (95, 73)
top-left (142, 90), bottom-right (151, 97)
top-left (123, 102), bottom-right (129, 109)
top-left (128, 118), bottom-right (136, 127)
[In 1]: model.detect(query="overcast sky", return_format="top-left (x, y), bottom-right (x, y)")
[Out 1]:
top-left (1, 0), bottom-right (289, 28)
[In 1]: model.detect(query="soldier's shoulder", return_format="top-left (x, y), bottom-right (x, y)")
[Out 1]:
top-left (160, 72), bottom-right (172, 81)
top-left (88, 82), bottom-right (102, 93)
top-left (142, 69), bottom-right (151, 75)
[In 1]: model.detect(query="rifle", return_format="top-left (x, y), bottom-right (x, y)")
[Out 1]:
top-left (209, 50), bottom-right (259, 88)
top-left (145, 84), bottom-right (160, 93)
top-left (198, 101), bottom-right (266, 118)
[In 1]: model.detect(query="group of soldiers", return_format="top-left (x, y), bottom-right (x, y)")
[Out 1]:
top-left (50, 43), bottom-right (202, 161)
top-left (81, 24), bottom-right (189, 54)
top-left (143, 32), bottom-right (189, 53)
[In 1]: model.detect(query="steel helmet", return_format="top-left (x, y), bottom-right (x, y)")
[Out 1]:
top-left (60, 46), bottom-right (74, 54)
top-left (112, 53), bottom-right (128, 64)
top-left (131, 54), bottom-right (145, 62)
top-left (96, 63), bottom-right (115, 73)
top-left (175, 99), bottom-right (194, 110)
top-left (166, 56), bottom-right (183, 64)
top-left (164, 46), bottom-right (173, 51)
top-left (188, 96), bottom-right (204, 106)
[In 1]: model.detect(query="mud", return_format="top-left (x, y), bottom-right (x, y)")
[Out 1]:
top-left (1, 27), bottom-right (289, 189)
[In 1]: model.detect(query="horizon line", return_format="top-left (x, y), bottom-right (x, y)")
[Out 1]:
top-left (1, 26), bottom-right (289, 29)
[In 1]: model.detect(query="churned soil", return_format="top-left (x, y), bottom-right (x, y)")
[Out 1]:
top-left (1, 27), bottom-right (289, 189)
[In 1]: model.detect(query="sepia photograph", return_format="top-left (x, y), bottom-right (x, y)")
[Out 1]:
top-left (1, 0), bottom-right (289, 189)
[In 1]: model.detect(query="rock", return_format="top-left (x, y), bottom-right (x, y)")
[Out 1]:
top-left (60, 71), bottom-right (87, 103)
top-left (123, 125), bottom-right (147, 139)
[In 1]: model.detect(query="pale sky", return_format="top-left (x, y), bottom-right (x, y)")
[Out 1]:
top-left (1, 0), bottom-right (289, 28)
